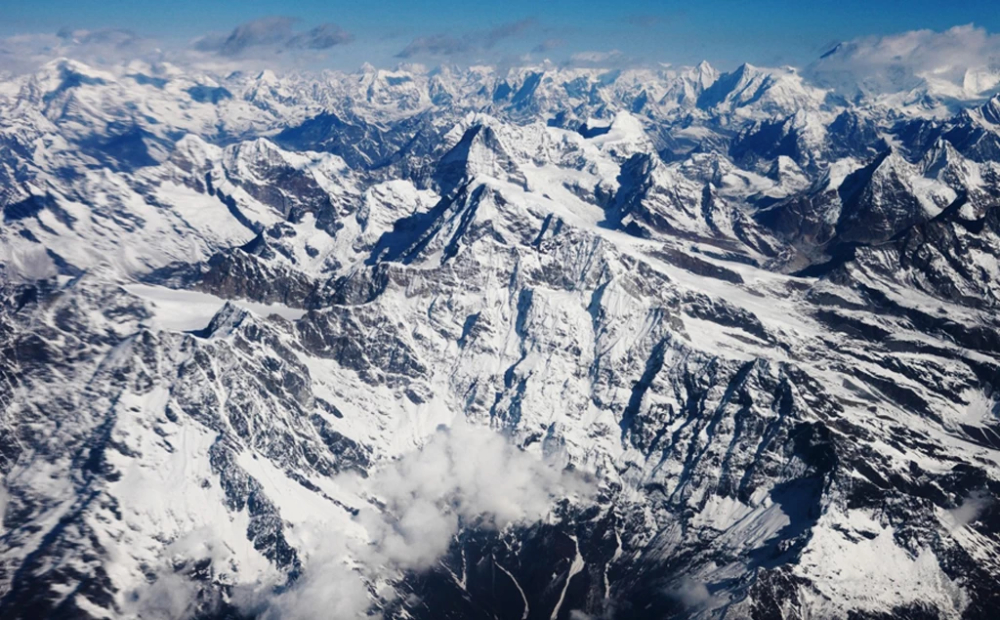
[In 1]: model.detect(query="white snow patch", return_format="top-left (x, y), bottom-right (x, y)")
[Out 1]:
top-left (551, 534), bottom-right (586, 620)
top-left (123, 284), bottom-right (306, 331)
top-left (797, 514), bottom-right (969, 618)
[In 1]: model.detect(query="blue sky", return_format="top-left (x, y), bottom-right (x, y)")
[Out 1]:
top-left (1, 0), bottom-right (998, 69)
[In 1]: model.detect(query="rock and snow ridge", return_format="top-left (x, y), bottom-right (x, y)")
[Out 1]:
top-left (0, 59), bottom-right (1000, 619)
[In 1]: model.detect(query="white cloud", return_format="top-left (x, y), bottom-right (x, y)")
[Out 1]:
top-left (120, 528), bottom-right (235, 619)
top-left (395, 19), bottom-right (537, 59)
top-left (353, 421), bottom-right (589, 570)
top-left (0, 17), bottom-right (354, 75)
top-left (569, 50), bottom-right (623, 64)
top-left (666, 577), bottom-right (719, 611)
top-left (253, 559), bottom-right (374, 620)
top-left (125, 572), bottom-right (201, 620)
top-left (0, 29), bottom-right (162, 75)
top-left (193, 17), bottom-right (353, 57)
top-left (246, 421), bottom-right (594, 619)
top-left (947, 490), bottom-right (993, 531)
top-left (808, 25), bottom-right (1000, 98)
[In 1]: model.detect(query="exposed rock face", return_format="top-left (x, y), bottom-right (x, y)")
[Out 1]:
top-left (0, 60), bottom-right (999, 620)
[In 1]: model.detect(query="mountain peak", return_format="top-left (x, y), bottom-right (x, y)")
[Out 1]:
top-left (437, 122), bottom-right (525, 192)
top-left (819, 42), bottom-right (844, 59)
top-left (981, 93), bottom-right (1000, 125)
top-left (255, 69), bottom-right (278, 84)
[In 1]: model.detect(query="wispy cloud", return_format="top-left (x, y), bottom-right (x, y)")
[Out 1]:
top-left (127, 572), bottom-right (202, 619)
top-left (623, 14), bottom-right (666, 29)
top-left (396, 18), bottom-right (537, 59)
top-left (532, 38), bottom-right (564, 54)
top-left (483, 18), bottom-right (536, 48)
top-left (193, 16), bottom-right (354, 57)
top-left (622, 10), bottom-right (686, 30)
top-left (194, 17), bottom-right (297, 56)
top-left (0, 17), bottom-right (356, 74)
top-left (0, 28), bottom-right (161, 74)
top-left (288, 23), bottom-right (355, 50)
top-left (58, 27), bottom-right (140, 47)
top-left (569, 49), bottom-right (623, 64)
top-left (947, 490), bottom-right (994, 531)
top-left (396, 33), bottom-right (470, 58)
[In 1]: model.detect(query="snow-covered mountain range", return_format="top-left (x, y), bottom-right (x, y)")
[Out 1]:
top-left (1, 56), bottom-right (1000, 619)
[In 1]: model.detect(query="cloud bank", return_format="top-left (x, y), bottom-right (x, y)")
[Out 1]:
top-left (809, 24), bottom-right (1000, 97)
top-left (0, 17), bottom-right (355, 75)
top-left (0, 28), bottom-right (162, 75)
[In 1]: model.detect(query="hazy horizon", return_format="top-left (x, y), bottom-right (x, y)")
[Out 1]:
top-left (2, 0), bottom-right (999, 74)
